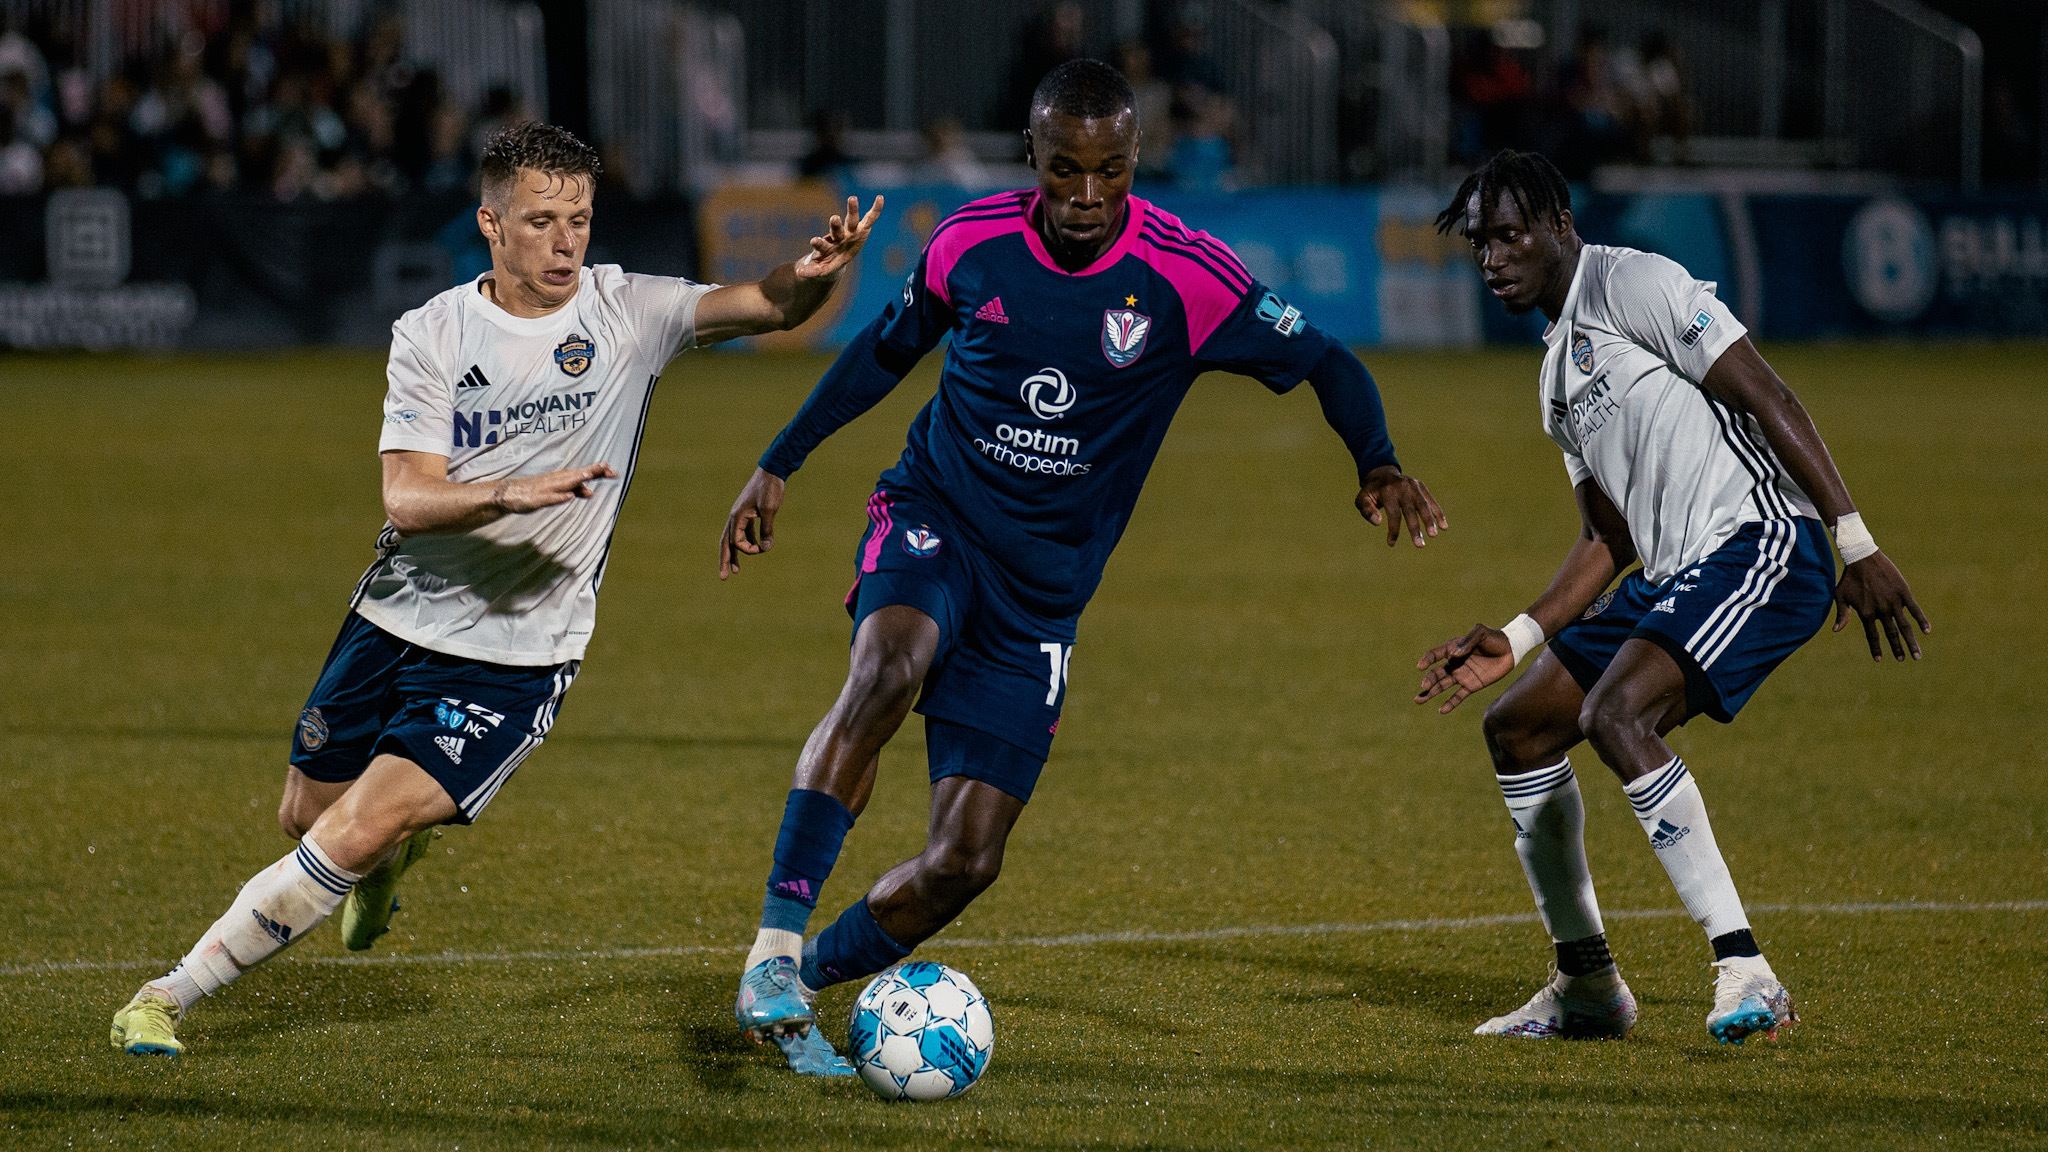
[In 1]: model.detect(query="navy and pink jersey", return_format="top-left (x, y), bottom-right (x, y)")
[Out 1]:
top-left (762, 189), bottom-right (1397, 618)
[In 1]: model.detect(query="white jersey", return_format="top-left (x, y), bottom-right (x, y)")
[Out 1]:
top-left (355, 265), bottom-right (715, 665)
top-left (1540, 245), bottom-right (1816, 585)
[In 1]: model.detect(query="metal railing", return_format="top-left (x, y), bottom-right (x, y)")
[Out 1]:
top-left (1201, 0), bottom-right (1339, 185)
top-left (1311, 2), bottom-right (1449, 184)
top-left (1545, 0), bottom-right (1982, 188)
top-left (1825, 0), bottom-right (1981, 191)
top-left (588, 0), bottom-right (744, 196)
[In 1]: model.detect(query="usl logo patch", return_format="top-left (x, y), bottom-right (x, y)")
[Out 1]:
top-left (297, 706), bottom-right (328, 752)
top-left (903, 526), bottom-right (942, 557)
top-left (1572, 333), bottom-right (1594, 373)
top-left (1255, 291), bottom-right (1303, 337)
top-left (554, 333), bottom-right (594, 376)
top-left (1679, 309), bottom-right (1713, 347)
top-left (1101, 308), bottom-right (1151, 367)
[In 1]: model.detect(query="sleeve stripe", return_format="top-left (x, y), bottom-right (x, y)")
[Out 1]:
top-left (1139, 223), bottom-right (1252, 295)
top-left (1146, 215), bottom-right (1252, 283)
top-left (1140, 221), bottom-right (1252, 289)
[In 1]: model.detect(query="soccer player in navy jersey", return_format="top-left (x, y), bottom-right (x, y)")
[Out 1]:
top-left (717, 60), bottom-right (1448, 1076)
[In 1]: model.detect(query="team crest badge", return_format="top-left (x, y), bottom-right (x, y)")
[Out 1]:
top-left (554, 333), bottom-right (594, 377)
top-left (1572, 333), bottom-right (1593, 374)
top-left (1582, 590), bottom-right (1615, 619)
top-left (296, 706), bottom-right (328, 752)
top-left (1101, 308), bottom-right (1151, 368)
top-left (903, 526), bottom-right (942, 557)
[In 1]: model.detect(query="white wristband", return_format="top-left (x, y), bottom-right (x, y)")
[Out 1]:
top-left (1833, 512), bottom-right (1878, 565)
top-left (1501, 613), bottom-right (1545, 666)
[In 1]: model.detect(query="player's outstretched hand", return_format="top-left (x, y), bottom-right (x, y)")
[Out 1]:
top-left (797, 196), bottom-right (884, 282)
top-left (495, 463), bottom-right (617, 513)
top-left (1414, 624), bottom-right (1516, 714)
top-left (719, 467), bottom-right (787, 581)
top-left (1832, 551), bottom-right (1930, 662)
top-left (1358, 465), bottom-right (1448, 548)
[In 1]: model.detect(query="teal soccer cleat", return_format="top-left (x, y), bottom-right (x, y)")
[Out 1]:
top-left (774, 1025), bottom-right (856, 1077)
top-left (735, 956), bottom-right (815, 1042)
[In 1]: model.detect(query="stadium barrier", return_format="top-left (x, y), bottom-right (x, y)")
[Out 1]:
top-left (2, 184), bottom-right (2043, 351)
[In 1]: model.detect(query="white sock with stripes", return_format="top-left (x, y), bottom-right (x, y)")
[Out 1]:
top-left (1497, 759), bottom-right (1605, 943)
top-left (147, 837), bottom-right (362, 1012)
top-left (1625, 757), bottom-right (1750, 939)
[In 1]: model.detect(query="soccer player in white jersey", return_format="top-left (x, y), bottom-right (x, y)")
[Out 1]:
top-left (1415, 151), bottom-right (1929, 1044)
top-left (108, 122), bottom-right (881, 1056)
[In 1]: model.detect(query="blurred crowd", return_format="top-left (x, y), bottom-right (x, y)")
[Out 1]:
top-left (792, 2), bottom-right (1248, 194)
top-left (1452, 21), bottom-right (1695, 180)
top-left (1004, 2), bottom-right (1247, 192)
top-left (0, 10), bottom-right (516, 200)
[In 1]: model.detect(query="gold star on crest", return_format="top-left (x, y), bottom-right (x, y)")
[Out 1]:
top-left (1124, 295), bottom-right (1137, 307)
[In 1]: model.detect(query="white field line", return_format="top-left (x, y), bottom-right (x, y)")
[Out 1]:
top-left (6, 899), bottom-right (2044, 980)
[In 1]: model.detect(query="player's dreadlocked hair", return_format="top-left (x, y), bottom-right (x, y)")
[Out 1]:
top-left (479, 121), bottom-right (603, 207)
top-left (1434, 150), bottom-right (1571, 235)
top-left (1030, 59), bottom-right (1138, 124)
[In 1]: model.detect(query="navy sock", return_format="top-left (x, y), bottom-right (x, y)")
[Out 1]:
top-left (800, 897), bottom-right (912, 991)
top-left (1711, 928), bottom-right (1760, 961)
top-left (760, 789), bottom-right (855, 935)
top-left (1556, 933), bottom-right (1615, 977)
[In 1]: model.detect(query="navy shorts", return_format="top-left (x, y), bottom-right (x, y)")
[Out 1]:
top-left (845, 488), bottom-right (1072, 802)
top-left (290, 612), bottom-right (578, 824)
top-left (1548, 518), bottom-right (1833, 724)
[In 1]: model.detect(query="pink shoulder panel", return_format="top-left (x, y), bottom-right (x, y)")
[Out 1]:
top-left (1128, 199), bottom-right (1253, 355)
top-left (923, 191), bottom-right (1032, 306)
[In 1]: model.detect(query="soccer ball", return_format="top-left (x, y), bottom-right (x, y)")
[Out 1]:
top-left (847, 960), bottom-right (993, 1100)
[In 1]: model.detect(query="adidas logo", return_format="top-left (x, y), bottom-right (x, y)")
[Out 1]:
top-left (974, 297), bottom-right (1010, 324)
top-left (250, 909), bottom-right (293, 945)
top-left (1511, 817), bottom-right (1531, 840)
top-left (1650, 818), bottom-right (1691, 849)
top-left (435, 734), bottom-right (465, 764)
top-left (772, 878), bottom-right (815, 901)
top-left (457, 364), bottom-right (493, 389)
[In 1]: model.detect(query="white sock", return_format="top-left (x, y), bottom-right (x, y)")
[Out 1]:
top-left (1625, 757), bottom-right (1750, 939)
top-left (744, 927), bottom-right (803, 973)
top-left (1497, 759), bottom-right (1605, 944)
top-left (147, 837), bottom-right (362, 1012)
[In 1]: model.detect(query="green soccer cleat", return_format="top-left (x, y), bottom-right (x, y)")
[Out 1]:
top-left (340, 828), bottom-right (438, 951)
top-left (109, 989), bottom-right (184, 1056)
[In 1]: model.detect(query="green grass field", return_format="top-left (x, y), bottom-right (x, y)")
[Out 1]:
top-left (1, 342), bottom-right (2043, 1149)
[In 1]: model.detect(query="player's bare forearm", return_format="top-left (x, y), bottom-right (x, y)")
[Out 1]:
top-left (1524, 535), bottom-right (1624, 636)
top-left (1515, 478), bottom-right (1636, 627)
top-left (1414, 480), bottom-right (1627, 712)
top-left (759, 259), bottom-right (837, 330)
top-left (1699, 338), bottom-right (1856, 524)
top-left (1698, 338), bottom-right (1929, 657)
top-left (694, 196), bottom-right (881, 344)
top-left (380, 450), bottom-right (615, 537)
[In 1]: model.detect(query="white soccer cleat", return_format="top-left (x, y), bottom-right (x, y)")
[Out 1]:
top-left (1475, 965), bottom-right (1638, 1039)
top-left (1706, 954), bottom-right (1797, 1044)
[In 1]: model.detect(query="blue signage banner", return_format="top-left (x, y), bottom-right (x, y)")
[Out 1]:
top-left (1751, 194), bottom-right (2048, 338)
